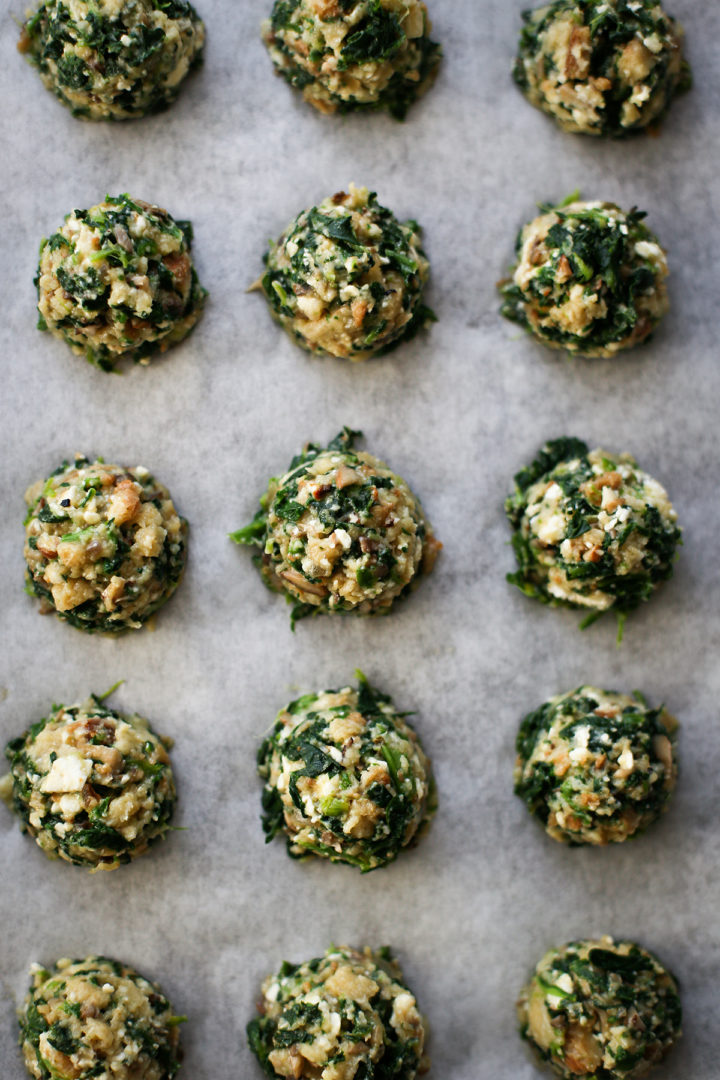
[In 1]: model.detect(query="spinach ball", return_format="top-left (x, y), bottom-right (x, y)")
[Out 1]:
top-left (231, 427), bottom-right (441, 625)
top-left (518, 937), bottom-right (682, 1078)
top-left (513, 1), bottom-right (689, 137)
top-left (37, 194), bottom-right (206, 371)
top-left (248, 945), bottom-right (428, 1079)
top-left (24, 455), bottom-right (187, 632)
top-left (500, 199), bottom-right (668, 357)
top-left (506, 438), bottom-right (681, 629)
top-left (514, 686), bottom-right (678, 845)
top-left (257, 184), bottom-right (433, 361)
top-left (262, 0), bottom-right (440, 119)
top-left (2, 694), bottom-right (176, 869)
top-left (258, 673), bottom-right (434, 871)
top-left (19, 0), bottom-right (205, 120)
top-left (20, 956), bottom-right (183, 1079)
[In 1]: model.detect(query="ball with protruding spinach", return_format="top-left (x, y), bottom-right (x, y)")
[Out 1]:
top-left (518, 936), bottom-right (682, 1079)
top-left (499, 199), bottom-right (668, 357)
top-left (258, 673), bottom-right (434, 870)
top-left (2, 694), bottom-right (176, 869)
top-left (262, 0), bottom-right (441, 119)
top-left (20, 956), bottom-right (184, 1079)
top-left (258, 183), bottom-right (433, 361)
top-left (24, 454), bottom-right (187, 632)
top-left (514, 686), bottom-right (678, 845)
top-left (248, 945), bottom-right (428, 1079)
top-left (231, 427), bottom-right (441, 624)
top-left (505, 438), bottom-right (681, 628)
top-left (37, 193), bottom-right (206, 370)
top-left (513, 1), bottom-right (690, 138)
top-left (19, 0), bottom-right (205, 120)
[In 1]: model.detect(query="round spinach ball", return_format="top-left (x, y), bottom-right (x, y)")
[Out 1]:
top-left (3, 694), bottom-right (176, 869)
top-left (37, 194), bottom-right (206, 371)
top-left (259, 183), bottom-right (432, 361)
top-left (19, 0), bottom-right (205, 120)
top-left (258, 673), bottom-right (433, 870)
top-left (500, 199), bottom-right (668, 357)
top-left (505, 438), bottom-right (680, 623)
top-left (248, 945), bottom-right (427, 1079)
top-left (24, 455), bottom-right (187, 632)
top-left (513, 1), bottom-right (689, 137)
top-left (20, 956), bottom-right (183, 1079)
top-left (262, 0), bottom-right (440, 119)
top-left (231, 428), bottom-right (441, 623)
top-left (514, 686), bottom-right (678, 845)
top-left (518, 936), bottom-right (682, 1079)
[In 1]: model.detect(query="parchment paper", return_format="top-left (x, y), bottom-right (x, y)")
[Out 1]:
top-left (1, 1), bottom-right (718, 1076)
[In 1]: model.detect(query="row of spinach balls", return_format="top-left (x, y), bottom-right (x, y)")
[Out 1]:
top-left (3, 676), bottom-right (682, 1080)
top-left (20, 0), bottom-right (689, 135)
top-left (16, 2), bottom-right (692, 1077)
top-left (36, 184), bottom-right (674, 369)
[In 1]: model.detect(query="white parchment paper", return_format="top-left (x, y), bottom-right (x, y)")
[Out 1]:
top-left (0, 1), bottom-right (718, 1076)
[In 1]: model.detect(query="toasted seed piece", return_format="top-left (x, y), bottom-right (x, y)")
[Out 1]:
top-left (499, 199), bottom-right (668, 358)
top-left (514, 686), bottom-right (678, 845)
top-left (518, 936), bottom-right (681, 1079)
top-left (24, 455), bottom-right (187, 632)
top-left (231, 427), bottom-right (440, 625)
top-left (20, 956), bottom-right (183, 1079)
top-left (20, 0), bottom-right (205, 120)
top-left (248, 945), bottom-right (428, 1079)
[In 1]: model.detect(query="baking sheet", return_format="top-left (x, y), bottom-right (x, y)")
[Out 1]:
top-left (1, 1), bottom-right (719, 1076)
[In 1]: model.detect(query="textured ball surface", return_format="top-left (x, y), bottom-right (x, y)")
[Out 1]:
top-left (24, 455), bottom-right (187, 632)
top-left (514, 686), bottom-right (677, 845)
top-left (500, 200), bottom-right (668, 358)
top-left (518, 937), bottom-right (682, 1079)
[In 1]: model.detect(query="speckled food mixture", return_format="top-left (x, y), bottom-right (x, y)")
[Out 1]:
top-left (248, 945), bottom-right (428, 1079)
top-left (505, 438), bottom-right (681, 627)
top-left (258, 184), bottom-right (432, 360)
top-left (2, 694), bottom-right (176, 869)
top-left (37, 193), bottom-right (206, 371)
top-left (24, 455), bottom-right (187, 632)
top-left (518, 936), bottom-right (682, 1078)
top-left (19, 0), bottom-right (205, 120)
top-left (499, 199), bottom-right (668, 358)
top-left (20, 955), bottom-right (183, 1079)
top-left (514, 686), bottom-right (678, 845)
top-left (513, 1), bottom-right (689, 137)
top-left (231, 428), bottom-right (440, 624)
top-left (258, 673), bottom-right (433, 870)
top-left (262, 0), bottom-right (440, 119)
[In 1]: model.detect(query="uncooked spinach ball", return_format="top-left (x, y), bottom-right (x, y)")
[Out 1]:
top-left (24, 455), bottom-right (187, 632)
top-left (2, 694), bottom-right (176, 869)
top-left (231, 427), bottom-right (441, 625)
top-left (513, 1), bottom-right (689, 137)
top-left (505, 437), bottom-right (680, 629)
top-left (258, 672), bottom-right (434, 870)
top-left (19, 0), bottom-right (205, 120)
top-left (262, 0), bottom-right (440, 119)
top-left (514, 686), bottom-right (678, 845)
top-left (37, 194), bottom-right (206, 370)
top-left (499, 199), bottom-right (668, 358)
top-left (258, 183), bottom-right (433, 361)
top-left (20, 956), bottom-right (184, 1079)
top-left (518, 936), bottom-right (682, 1079)
top-left (248, 945), bottom-right (428, 1079)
